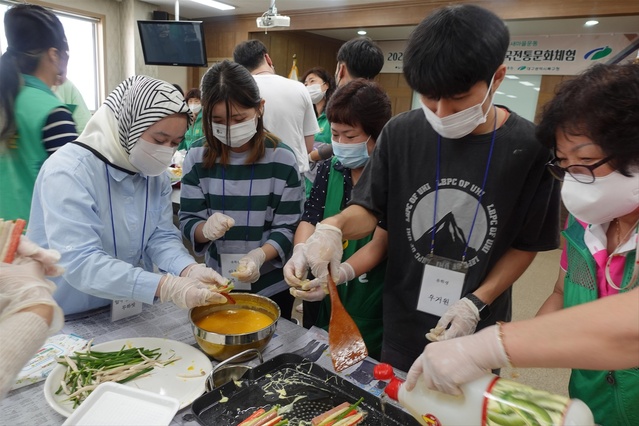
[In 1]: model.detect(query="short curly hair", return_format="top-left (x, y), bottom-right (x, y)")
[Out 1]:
top-left (536, 63), bottom-right (639, 175)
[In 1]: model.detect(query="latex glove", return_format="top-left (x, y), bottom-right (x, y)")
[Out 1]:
top-left (201, 212), bottom-right (235, 241)
top-left (289, 263), bottom-right (355, 302)
top-left (426, 297), bottom-right (480, 342)
top-left (283, 244), bottom-right (310, 287)
top-left (0, 259), bottom-right (64, 333)
top-left (182, 263), bottom-right (228, 287)
top-left (158, 274), bottom-right (226, 309)
top-left (232, 248), bottom-right (266, 284)
top-left (303, 223), bottom-right (343, 285)
top-left (405, 325), bottom-right (510, 395)
top-left (15, 236), bottom-right (64, 276)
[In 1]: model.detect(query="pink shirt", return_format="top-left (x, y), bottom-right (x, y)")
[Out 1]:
top-left (561, 218), bottom-right (638, 298)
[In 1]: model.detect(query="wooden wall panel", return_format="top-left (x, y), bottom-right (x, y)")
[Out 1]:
top-left (376, 73), bottom-right (413, 116)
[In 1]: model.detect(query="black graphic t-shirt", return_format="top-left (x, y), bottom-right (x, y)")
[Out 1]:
top-left (351, 106), bottom-right (560, 365)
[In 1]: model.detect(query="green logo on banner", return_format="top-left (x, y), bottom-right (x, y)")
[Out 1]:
top-left (584, 46), bottom-right (613, 60)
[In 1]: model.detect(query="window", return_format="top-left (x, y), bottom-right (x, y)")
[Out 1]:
top-left (0, 1), bottom-right (100, 111)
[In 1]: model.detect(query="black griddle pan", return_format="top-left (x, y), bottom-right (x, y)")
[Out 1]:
top-left (191, 353), bottom-right (419, 426)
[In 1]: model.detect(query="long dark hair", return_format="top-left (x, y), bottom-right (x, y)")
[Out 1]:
top-left (201, 60), bottom-right (274, 167)
top-left (0, 4), bottom-right (68, 142)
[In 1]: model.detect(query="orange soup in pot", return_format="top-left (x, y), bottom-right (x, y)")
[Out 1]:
top-left (196, 309), bottom-right (273, 334)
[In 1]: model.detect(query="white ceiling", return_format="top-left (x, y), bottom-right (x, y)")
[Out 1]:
top-left (144, 0), bottom-right (639, 41)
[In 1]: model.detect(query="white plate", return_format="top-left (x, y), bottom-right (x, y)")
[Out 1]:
top-left (44, 337), bottom-right (212, 418)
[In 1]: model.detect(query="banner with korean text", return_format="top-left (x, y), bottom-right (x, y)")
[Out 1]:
top-left (506, 33), bottom-right (638, 75)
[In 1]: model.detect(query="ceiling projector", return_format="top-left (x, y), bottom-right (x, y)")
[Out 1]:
top-left (256, 13), bottom-right (290, 28)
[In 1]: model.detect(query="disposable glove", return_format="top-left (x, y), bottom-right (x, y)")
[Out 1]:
top-left (0, 259), bottom-right (64, 334)
top-left (303, 224), bottom-right (343, 285)
top-left (288, 262), bottom-right (356, 302)
top-left (15, 236), bottom-right (64, 276)
top-left (202, 212), bottom-right (235, 241)
top-left (405, 325), bottom-right (510, 395)
top-left (182, 263), bottom-right (228, 287)
top-left (232, 248), bottom-right (266, 284)
top-left (283, 244), bottom-right (310, 287)
top-left (158, 274), bottom-right (226, 309)
top-left (426, 297), bottom-right (480, 342)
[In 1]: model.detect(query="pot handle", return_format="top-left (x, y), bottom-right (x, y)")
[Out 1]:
top-left (206, 348), bottom-right (263, 392)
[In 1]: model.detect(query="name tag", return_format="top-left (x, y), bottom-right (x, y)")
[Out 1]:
top-left (220, 252), bottom-right (251, 290)
top-left (417, 255), bottom-right (467, 317)
top-left (111, 299), bottom-right (143, 322)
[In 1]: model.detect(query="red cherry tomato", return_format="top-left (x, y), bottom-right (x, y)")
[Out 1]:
top-left (373, 363), bottom-right (395, 380)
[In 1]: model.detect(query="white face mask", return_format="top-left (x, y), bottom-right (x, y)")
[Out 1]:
top-left (421, 76), bottom-right (496, 139)
top-left (561, 171), bottom-right (639, 225)
top-left (211, 116), bottom-right (257, 148)
top-left (129, 137), bottom-right (175, 176)
top-left (188, 103), bottom-right (201, 114)
top-left (306, 84), bottom-right (325, 104)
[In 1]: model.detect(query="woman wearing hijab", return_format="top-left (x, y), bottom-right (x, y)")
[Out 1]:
top-left (0, 4), bottom-right (78, 223)
top-left (179, 60), bottom-right (303, 320)
top-left (27, 76), bottom-right (228, 317)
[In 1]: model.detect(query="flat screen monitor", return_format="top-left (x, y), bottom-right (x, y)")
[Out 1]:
top-left (137, 20), bottom-right (207, 67)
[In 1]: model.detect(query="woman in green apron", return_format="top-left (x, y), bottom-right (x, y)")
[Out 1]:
top-left (285, 79), bottom-right (391, 360)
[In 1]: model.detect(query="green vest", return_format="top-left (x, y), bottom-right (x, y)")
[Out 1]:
top-left (0, 75), bottom-right (66, 222)
top-left (178, 111), bottom-right (203, 151)
top-left (314, 111), bottom-right (331, 144)
top-left (563, 215), bottom-right (638, 426)
top-left (316, 158), bottom-right (386, 359)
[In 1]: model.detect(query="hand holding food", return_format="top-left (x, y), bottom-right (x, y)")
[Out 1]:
top-left (182, 263), bottom-right (227, 286)
top-left (405, 325), bottom-right (510, 395)
top-left (303, 223), bottom-right (343, 285)
top-left (426, 297), bottom-right (480, 342)
top-left (201, 212), bottom-right (235, 241)
top-left (283, 243), bottom-right (309, 287)
top-left (0, 259), bottom-right (64, 333)
top-left (288, 262), bottom-right (355, 302)
top-left (231, 248), bottom-right (266, 284)
top-left (158, 274), bottom-right (226, 309)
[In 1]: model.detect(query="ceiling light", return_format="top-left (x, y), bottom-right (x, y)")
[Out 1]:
top-left (506, 95), bottom-right (517, 98)
top-left (357, 30), bottom-right (367, 35)
top-left (534, 88), bottom-right (540, 91)
top-left (190, 0), bottom-right (235, 11)
top-left (519, 81), bottom-right (535, 87)
top-left (495, 91), bottom-right (505, 95)
top-left (584, 20), bottom-right (599, 27)
top-left (505, 75), bottom-right (519, 80)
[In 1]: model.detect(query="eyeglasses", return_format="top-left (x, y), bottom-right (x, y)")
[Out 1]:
top-left (546, 156), bottom-right (613, 183)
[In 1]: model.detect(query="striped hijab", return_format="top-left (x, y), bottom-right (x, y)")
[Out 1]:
top-left (78, 76), bottom-right (191, 172)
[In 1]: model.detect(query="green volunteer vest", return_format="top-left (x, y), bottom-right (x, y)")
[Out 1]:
top-left (315, 111), bottom-right (331, 144)
top-left (563, 215), bottom-right (638, 426)
top-left (316, 158), bottom-right (386, 359)
top-left (0, 75), bottom-right (66, 222)
top-left (179, 111), bottom-right (203, 151)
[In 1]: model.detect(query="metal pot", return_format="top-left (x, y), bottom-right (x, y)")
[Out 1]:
top-left (204, 348), bottom-right (264, 392)
top-left (190, 293), bottom-right (280, 362)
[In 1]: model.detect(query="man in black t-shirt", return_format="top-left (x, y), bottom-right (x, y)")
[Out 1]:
top-left (286, 4), bottom-right (560, 372)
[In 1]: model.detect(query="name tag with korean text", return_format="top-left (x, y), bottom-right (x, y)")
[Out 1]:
top-left (220, 252), bottom-right (251, 290)
top-left (111, 299), bottom-right (143, 322)
top-left (417, 255), bottom-right (467, 317)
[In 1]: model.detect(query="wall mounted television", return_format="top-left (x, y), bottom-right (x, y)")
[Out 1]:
top-left (137, 20), bottom-right (207, 67)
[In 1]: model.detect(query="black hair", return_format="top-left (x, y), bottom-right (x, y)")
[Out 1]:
top-left (200, 60), bottom-right (269, 167)
top-left (172, 83), bottom-right (184, 96)
top-left (0, 4), bottom-right (68, 142)
top-left (185, 88), bottom-right (201, 103)
top-left (336, 37), bottom-right (384, 80)
top-left (536, 63), bottom-right (639, 175)
top-left (403, 4), bottom-right (509, 99)
top-left (233, 40), bottom-right (268, 72)
top-left (326, 78), bottom-right (391, 140)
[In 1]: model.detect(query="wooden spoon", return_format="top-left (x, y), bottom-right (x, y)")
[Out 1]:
top-left (327, 274), bottom-right (368, 372)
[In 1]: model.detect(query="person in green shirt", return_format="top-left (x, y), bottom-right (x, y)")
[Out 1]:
top-left (178, 88), bottom-right (204, 151)
top-left (0, 4), bottom-right (77, 223)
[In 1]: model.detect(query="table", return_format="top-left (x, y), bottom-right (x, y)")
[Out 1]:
top-left (0, 302), bottom-right (399, 426)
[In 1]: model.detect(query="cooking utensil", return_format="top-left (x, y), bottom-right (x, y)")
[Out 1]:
top-left (204, 348), bottom-right (263, 392)
top-left (190, 353), bottom-right (420, 426)
top-left (326, 274), bottom-right (367, 372)
top-left (190, 293), bottom-right (280, 362)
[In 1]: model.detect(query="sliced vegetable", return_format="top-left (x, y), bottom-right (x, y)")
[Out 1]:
top-left (238, 405), bottom-right (280, 426)
top-left (238, 408), bottom-right (266, 426)
top-left (313, 398), bottom-right (364, 426)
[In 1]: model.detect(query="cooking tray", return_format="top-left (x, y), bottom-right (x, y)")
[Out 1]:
top-left (191, 353), bottom-right (419, 426)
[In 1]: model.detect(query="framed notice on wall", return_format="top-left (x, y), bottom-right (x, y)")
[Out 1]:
top-left (378, 40), bottom-right (407, 73)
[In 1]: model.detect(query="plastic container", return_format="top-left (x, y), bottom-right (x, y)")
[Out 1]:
top-left (384, 374), bottom-right (594, 426)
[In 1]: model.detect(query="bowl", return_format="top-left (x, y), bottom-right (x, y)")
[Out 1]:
top-left (190, 293), bottom-right (280, 362)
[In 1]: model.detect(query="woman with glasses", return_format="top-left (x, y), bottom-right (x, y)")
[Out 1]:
top-left (403, 63), bottom-right (639, 426)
